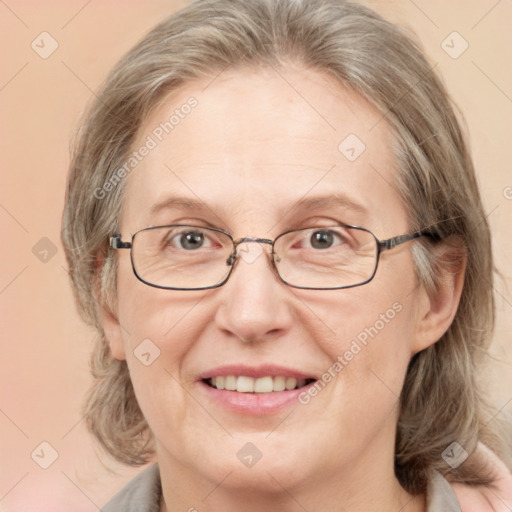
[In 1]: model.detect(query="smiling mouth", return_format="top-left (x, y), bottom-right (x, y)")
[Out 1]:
top-left (204, 376), bottom-right (316, 393)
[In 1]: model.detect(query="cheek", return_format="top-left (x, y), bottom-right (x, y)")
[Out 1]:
top-left (115, 262), bottom-right (213, 369)
top-left (300, 256), bottom-right (420, 396)
top-left (308, 292), bottom-right (416, 359)
top-left (301, 298), bottom-right (416, 437)
top-left (114, 278), bottom-right (216, 430)
top-left (314, 298), bottom-right (414, 393)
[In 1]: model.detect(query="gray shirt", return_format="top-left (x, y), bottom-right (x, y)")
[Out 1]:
top-left (102, 464), bottom-right (462, 511)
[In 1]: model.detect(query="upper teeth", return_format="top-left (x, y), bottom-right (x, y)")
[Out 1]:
top-left (209, 376), bottom-right (308, 393)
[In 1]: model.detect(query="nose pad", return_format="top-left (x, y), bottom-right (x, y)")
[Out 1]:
top-left (228, 238), bottom-right (274, 270)
top-left (223, 239), bottom-right (283, 291)
top-left (237, 242), bottom-right (265, 265)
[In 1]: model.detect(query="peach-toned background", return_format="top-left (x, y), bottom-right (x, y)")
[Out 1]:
top-left (1, 1), bottom-right (511, 510)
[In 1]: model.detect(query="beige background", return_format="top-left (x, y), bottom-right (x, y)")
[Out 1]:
top-left (1, 1), bottom-right (511, 510)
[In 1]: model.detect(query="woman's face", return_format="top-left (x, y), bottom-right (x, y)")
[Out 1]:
top-left (105, 66), bottom-right (436, 497)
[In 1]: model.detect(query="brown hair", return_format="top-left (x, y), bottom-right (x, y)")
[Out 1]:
top-left (62, 0), bottom-right (507, 494)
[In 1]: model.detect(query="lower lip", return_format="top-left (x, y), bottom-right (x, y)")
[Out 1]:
top-left (198, 380), bottom-right (315, 415)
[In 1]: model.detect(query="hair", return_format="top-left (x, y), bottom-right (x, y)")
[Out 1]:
top-left (62, 0), bottom-right (508, 494)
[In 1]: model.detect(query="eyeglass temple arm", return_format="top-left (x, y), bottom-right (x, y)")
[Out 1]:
top-left (110, 235), bottom-right (131, 249)
top-left (378, 231), bottom-right (441, 251)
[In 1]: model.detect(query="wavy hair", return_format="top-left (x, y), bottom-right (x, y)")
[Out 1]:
top-left (62, 0), bottom-right (506, 494)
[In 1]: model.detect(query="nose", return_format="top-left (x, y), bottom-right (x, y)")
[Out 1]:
top-left (214, 241), bottom-right (294, 343)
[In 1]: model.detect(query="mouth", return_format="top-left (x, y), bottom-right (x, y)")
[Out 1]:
top-left (203, 375), bottom-right (316, 393)
top-left (197, 365), bottom-right (318, 414)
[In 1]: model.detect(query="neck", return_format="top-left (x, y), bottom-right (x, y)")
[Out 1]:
top-left (159, 468), bottom-right (425, 512)
top-left (157, 434), bottom-right (426, 512)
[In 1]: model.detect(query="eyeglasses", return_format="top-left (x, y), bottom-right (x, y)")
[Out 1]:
top-left (109, 224), bottom-right (438, 291)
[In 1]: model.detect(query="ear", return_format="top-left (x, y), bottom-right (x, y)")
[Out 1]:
top-left (94, 254), bottom-right (127, 361)
top-left (411, 239), bottom-right (467, 354)
top-left (99, 302), bottom-right (127, 361)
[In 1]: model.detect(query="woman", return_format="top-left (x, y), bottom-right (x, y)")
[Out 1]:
top-left (62, 0), bottom-right (511, 510)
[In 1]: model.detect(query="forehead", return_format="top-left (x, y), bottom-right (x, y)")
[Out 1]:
top-left (121, 66), bottom-right (407, 236)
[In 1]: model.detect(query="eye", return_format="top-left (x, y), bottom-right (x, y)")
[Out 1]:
top-left (177, 230), bottom-right (205, 250)
top-left (307, 229), bottom-right (346, 250)
top-left (163, 228), bottom-right (214, 251)
top-left (310, 230), bottom-right (336, 249)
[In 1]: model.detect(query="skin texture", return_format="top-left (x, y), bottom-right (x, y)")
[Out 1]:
top-left (100, 66), bottom-right (466, 512)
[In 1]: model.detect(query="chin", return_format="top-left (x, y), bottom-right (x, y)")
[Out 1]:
top-left (196, 434), bottom-right (317, 491)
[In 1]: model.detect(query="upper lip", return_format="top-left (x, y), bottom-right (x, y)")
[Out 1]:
top-left (197, 364), bottom-right (318, 381)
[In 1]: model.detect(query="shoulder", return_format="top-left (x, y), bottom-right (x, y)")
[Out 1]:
top-left (451, 480), bottom-right (512, 512)
top-left (450, 444), bottom-right (512, 512)
top-left (101, 464), bottom-right (161, 512)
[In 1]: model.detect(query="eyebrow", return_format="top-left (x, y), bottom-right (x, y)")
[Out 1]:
top-left (285, 193), bottom-right (368, 218)
top-left (150, 193), bottom-right (367, 218)
top-left (150, 196), bottom-right (210, 215)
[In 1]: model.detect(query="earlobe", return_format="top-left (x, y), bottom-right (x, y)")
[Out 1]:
top-left (412, 241), bottom-right (467, 354)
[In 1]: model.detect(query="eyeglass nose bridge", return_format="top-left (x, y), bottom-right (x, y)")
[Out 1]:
top-left (226, 237), bottom-right (274, 266)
